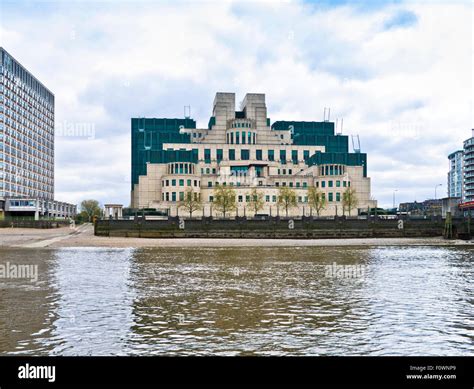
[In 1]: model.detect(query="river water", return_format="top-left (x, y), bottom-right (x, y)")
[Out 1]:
top-left (0, 246), bottom-right (472, 355)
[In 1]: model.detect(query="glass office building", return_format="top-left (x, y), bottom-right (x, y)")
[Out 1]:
top-left (0, 47), bottom-right (54, 200)
top-left (0, 48), bottom-right (75, 219)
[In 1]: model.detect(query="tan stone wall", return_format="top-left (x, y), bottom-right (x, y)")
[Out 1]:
top-left (138, 160), bottom-right (376, 217)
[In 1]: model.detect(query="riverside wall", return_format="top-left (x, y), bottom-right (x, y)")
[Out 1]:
top-left (94, 217), bottom-right (463, 239)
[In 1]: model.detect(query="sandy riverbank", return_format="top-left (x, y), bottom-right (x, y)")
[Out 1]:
top-left (0, 224), bottom-right (473, 248)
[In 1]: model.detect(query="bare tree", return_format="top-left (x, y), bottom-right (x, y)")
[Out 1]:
top-left (178, 188), bottom-right (202, 219)
top-left (248, 188), bottom-right (265, 216)
top-left (277, 186), bottom-right (297, 217)
top-left (342, 187), bottom-right (358, 216)
top-left (213, 185), bottom-right (237, 219)
top-left (307, 186), bottom-right (327, 217)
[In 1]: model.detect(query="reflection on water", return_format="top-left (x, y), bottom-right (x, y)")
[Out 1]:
top-left (0, 246), bottom-right (472, 355)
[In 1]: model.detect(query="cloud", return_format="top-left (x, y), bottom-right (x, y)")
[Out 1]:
top-left (0, 0), bottom-right (472, 208)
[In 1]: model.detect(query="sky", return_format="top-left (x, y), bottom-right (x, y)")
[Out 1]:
top-left (0, 0), bottom-right (472, 208)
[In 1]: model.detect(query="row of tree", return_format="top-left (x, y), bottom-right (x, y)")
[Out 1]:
top-left (76, 186), bottom-right (359, 222)
top-left (179, 185), bottom-right (358, 218)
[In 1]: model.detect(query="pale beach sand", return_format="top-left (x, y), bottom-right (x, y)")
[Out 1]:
top-left (0, 224), bottom-right (473, 249)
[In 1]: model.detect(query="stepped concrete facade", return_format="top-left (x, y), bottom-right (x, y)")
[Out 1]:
top-left (131, 92), bottom-right (377, 217)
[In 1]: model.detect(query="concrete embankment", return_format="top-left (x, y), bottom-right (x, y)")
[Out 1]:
top-left (1, 223), bottom-right (473, 248)
top-left (94, 218), bottom-right (453, 239)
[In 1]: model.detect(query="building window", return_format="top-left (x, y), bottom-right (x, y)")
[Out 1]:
top-left (209, 196), bottom-right (214, 202)
top-left (288, 169), bottom-right (292, 175)
top-left (280, 150), bottom-right (286, 163)
top-left (336, 192), bottom-right (341, 202)
top-left (256, 149), bottom-right (262, 160)
top-left (179, 192), bottom-right (184, 201)
top-left (329, 180), bottom-right (333, 188)
top-left (302, 182), bottom-right (307, 188)
top-left (268, 150), bottom-right (274, 161)
top-left (272, 195), bottom-right (277, 202)
top-left (238, 195), bottom-right (243, 202)
top-left (289, 182), bottom-right (293, 187)
top-left (194, 180), bottom-right (197, 186)
top-left (336, 180), bottom-right (341, 187)
top-left (229, 149), bottom-right (235, 160)
top-left (241, 149), bottom-right (250, 160)
top-left (292, 150), bottom-right (298, 164)
top-left (187, 179), bottom-right (191, 186)
top-left (296, 182), bottom-right (300, 188)
top-left (172, 192), bottom-right (176, 202)
top-left (172, 179), bottom-right (176, 186)
top-left (246, 195), bottom-right (250, 202)
top-left (236, 132), bottom-right (240, 144)
top-left (230, 133), bottom-right (234, 144)
top-left (217, 149), bottom-right (223, 162)
top-left (328, 193), bottom-right (333, 202)
top-left (303, 150), bottom-right (310, 160)
top-left (298, 196), bottom-right (302, 203)
top-left (166, 193), bottom-right (169, 201)
top-left (179, 179), bottom-right (184, 186)
top-left (266, 195), bottom-right (270, 202)
top-left (166, 180), bottom-right (169, 186)
top-left (343, 181), bottom-right (347, 187)
top-left (204, 149), bottom-right (211, 163)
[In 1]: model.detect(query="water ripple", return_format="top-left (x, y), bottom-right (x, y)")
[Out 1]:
top-left (0, 245), bottom-right (472, 355)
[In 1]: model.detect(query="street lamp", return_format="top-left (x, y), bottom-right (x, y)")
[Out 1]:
top-left (393, 189), bottom-right (398, 209)
top-left (434, 184), bottom-right (443, 200)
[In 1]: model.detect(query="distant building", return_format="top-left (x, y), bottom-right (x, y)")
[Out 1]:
top-left (131, 92), bottom-right (377, 217)
top-left (448, 150), bottom-right (463, 198)
top-left (399, 199), bottom-right (442, 216)
top-left (442, 197), bottom-right (462, 218)
top-left (463, 130), bottom-right (474, 202)
top-left (103, 204), bottom-right (123, 219)
top-left (0, 48), bottom-right (76, 219)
